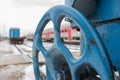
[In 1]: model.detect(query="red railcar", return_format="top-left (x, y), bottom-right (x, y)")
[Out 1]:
top-left (42, 25), bottom-right (80, 42)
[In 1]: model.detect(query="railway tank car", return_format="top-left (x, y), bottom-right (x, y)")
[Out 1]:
top-left (32, 0), bottom-right (120, 80)
top-left (9, 27), bottom-right (24, 44)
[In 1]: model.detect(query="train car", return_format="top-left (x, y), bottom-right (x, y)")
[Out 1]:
top-left (9, 27), bottom-right (24, 44)
top-left (42, 28), bottom-right (54, 41)
top-left (42, 25), bottom-right (80, 42)
top-left (26, 33), bottom-right (34, 41)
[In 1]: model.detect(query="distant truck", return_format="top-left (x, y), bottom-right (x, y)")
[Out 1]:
top-left (9, 27), bottom-right (25, 44)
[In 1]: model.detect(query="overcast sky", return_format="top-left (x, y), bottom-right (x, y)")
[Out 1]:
top-left (0, 0), bottom-right (64, 36)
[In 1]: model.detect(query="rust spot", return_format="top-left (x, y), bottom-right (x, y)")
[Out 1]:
top-left (90, 38), bottom-right (96, 45)
top-left (87, 39), bottom-right (97, 54)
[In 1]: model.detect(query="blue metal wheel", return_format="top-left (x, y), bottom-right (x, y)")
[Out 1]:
top-left (33, 5), bottom-right (114, 80)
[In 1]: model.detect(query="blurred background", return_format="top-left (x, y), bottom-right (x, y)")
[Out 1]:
top-left (0, 0), bottom-right (64, 38)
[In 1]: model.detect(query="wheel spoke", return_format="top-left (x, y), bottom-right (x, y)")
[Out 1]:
top-left (33, 34), bottom-right (48, 57)
top-left (32, 48), bottom-right (41, 80)
top-left (57, 41), bottom-right (76, 63)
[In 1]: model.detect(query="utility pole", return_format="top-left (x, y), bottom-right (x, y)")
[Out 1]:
top-left (3, 24), bottom-right (5, 39)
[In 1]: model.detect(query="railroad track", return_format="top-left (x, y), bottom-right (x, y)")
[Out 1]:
top-left (43, 42), bottom-right (80, 51)
top-left (14, 41), bottom-right (80, 64)
top-left (14, 44), bottom-right (45, 65)
top-left (25, 40), bottom-right (80, 50)
top-left (14, 45), bottom-right (33, 63)
top-left (14, 44), bottom-right (46, 80)
top-left (42, 40), bottom-right (80, 45)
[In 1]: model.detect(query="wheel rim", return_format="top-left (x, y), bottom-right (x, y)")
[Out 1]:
top-left (33, 5), bottom-right (114, 80)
